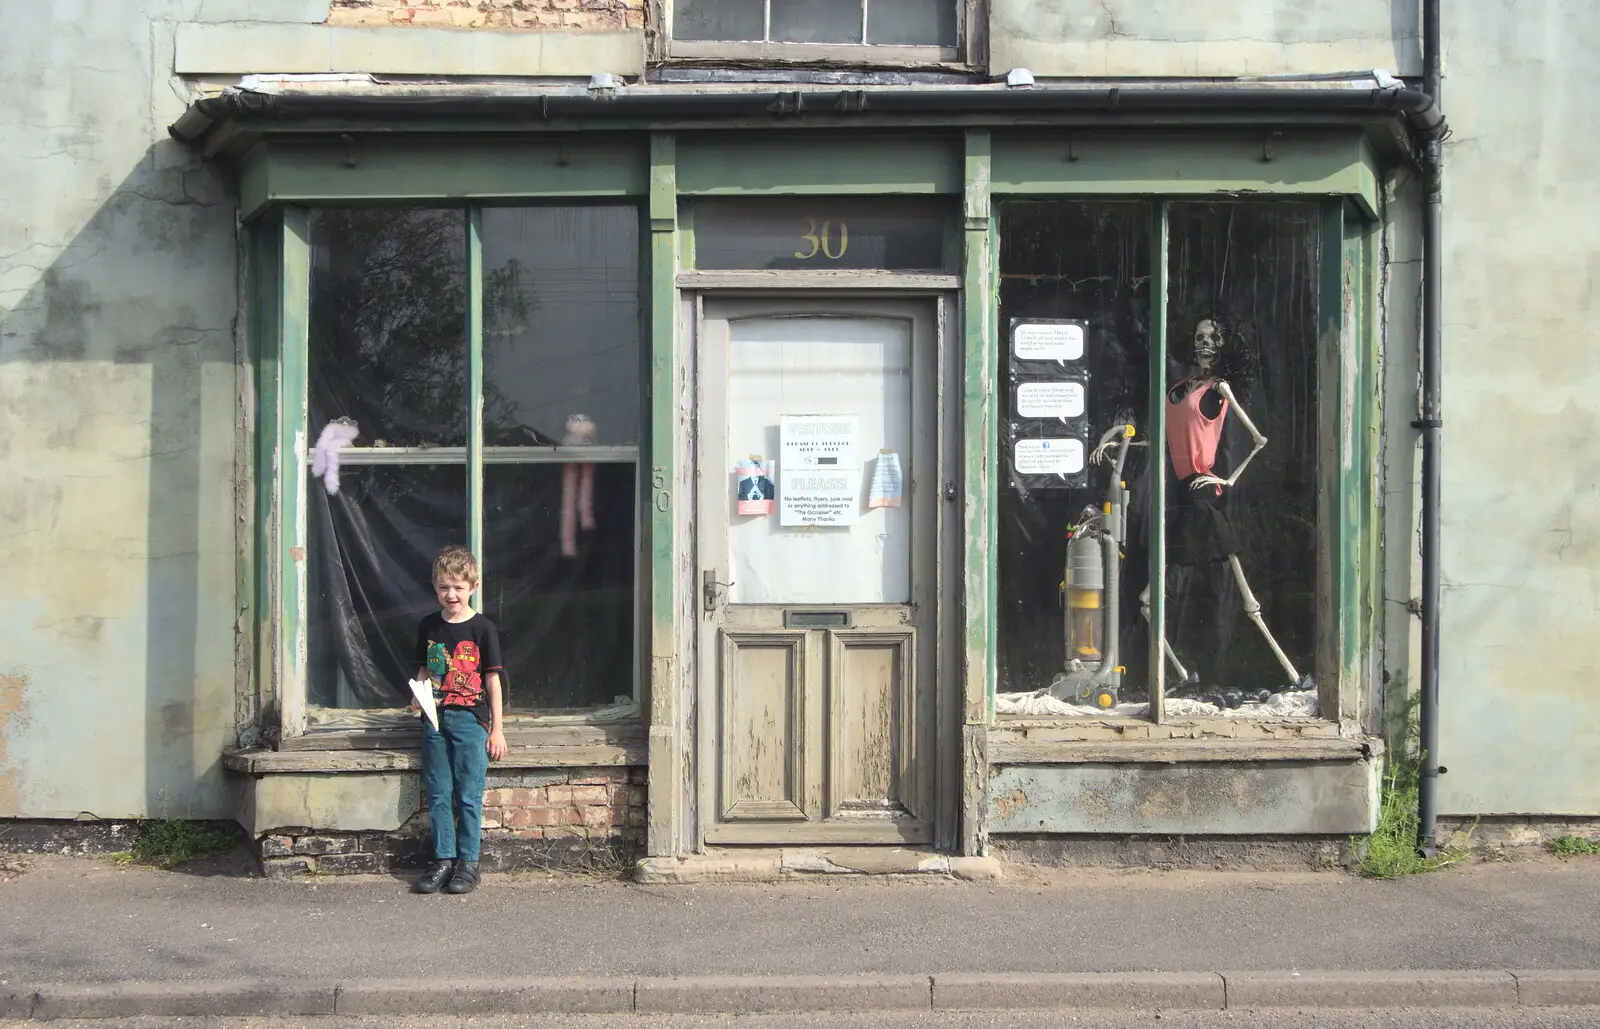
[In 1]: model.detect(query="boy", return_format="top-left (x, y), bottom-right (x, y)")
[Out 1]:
top-left (412, 545), bottom-right (508, 895)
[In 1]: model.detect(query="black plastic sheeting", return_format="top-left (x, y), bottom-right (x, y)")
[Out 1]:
top-left (305, 206), bottom-right (641, 714)
top-left (996, 200), bottom-right (1322, 717)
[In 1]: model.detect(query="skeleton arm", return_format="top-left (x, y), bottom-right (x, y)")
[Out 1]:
top-left (1089, 423), bottom-right (1147, 466)
top-left (1191, 380), bottom-right (1267, 491)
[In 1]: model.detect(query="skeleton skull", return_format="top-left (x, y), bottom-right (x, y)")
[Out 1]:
top-left (1193, 319), bottom-right (1224, 369)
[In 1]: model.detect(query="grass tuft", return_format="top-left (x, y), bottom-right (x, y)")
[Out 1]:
top-left (1351, 691), bottom-right (1471, 878)
top-left (1546, 835), bottom-right (1600, 857)
top-left (111, 820), bottom-right (239, 870)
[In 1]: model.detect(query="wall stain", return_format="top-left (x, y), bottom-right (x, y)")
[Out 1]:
top-left (0, 674), bottom-right (26, 812)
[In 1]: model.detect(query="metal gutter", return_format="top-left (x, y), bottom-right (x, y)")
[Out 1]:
top-left (169, 81), bottom-right (1443, 146)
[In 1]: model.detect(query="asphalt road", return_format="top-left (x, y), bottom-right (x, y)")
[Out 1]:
top-left (9, 1008), bottom-right (1600, 1029)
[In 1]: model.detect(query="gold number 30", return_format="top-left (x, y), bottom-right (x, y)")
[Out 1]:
top-left (794, 216), bottom-right (850, 261)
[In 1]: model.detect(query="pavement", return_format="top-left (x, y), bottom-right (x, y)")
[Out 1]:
top-left (3, 850), bottom-right (1600, 1020)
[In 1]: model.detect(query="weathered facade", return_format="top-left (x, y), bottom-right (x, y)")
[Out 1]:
top-left (1, 0), bottom-right (1595, 872)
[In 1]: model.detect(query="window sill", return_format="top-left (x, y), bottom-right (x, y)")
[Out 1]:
top-left (249, 722), bottom-right (646, 772)
top-left (666, 41), bottom-right (961, 67)
top-left (225, 731), bottom-right (646, 774)
top-left (988, 736), bottom-right (1374, 765)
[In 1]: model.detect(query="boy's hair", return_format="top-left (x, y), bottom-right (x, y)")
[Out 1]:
top-left (433, 545), bottom-right (480, 586)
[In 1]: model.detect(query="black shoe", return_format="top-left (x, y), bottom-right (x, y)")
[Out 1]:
top-left (414, 860), bottom-right (455, 894)
top-left (444, 860), bottom-right (481, 894)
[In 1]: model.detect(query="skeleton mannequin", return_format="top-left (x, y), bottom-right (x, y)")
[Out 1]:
top-left (1096, 319), bottom-right (1313, 697)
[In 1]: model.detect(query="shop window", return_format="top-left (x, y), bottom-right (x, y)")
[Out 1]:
top-left (672, 0), bottom-right (958, 48)
top-left (304, 205), bottom-right (641, 722)
top-left (994, 200), bottom-right (1325, 721)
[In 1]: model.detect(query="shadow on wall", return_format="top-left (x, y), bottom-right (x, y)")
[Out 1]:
top-left (1389, 0), bottom-right (1422, 75)
top-left (0, 136), bottom-right (240, 820)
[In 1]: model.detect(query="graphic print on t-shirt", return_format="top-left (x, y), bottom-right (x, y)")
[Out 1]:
top-left (426, 639), bottom-right (484, 707)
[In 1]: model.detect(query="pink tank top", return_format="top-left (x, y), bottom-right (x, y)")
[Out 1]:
top-left (1165, 380), bottom-right (1227, 480)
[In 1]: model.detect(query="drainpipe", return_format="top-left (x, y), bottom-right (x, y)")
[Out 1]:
top-left (1415, 0), bottom-right (1445, 856)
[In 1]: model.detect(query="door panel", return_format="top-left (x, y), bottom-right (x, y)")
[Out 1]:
top-left (697, 297), bottom-right (939, 846)
top-left (827, 629), bottom-right (918, 821)
top-left (718, 630), bottom-right (809, 822)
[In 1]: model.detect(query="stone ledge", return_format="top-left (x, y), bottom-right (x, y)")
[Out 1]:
top-left (224, 743), bottom-right (643, 774)
top-left (634, 848), bottom-right (1003, 884)
top-left (1221, 970), bottom-right (1520, 1009)
top-left (636, 975), bottom-right (931, 1014)
top-left (1512, 970), bottom-right (1600, 1007)
top-left (9, 970), bottom-right (1597, 1018)
top-left (989, 738), bottom-right (1374, 765)
top-left (934, 971), bottom-right (1224, 1011)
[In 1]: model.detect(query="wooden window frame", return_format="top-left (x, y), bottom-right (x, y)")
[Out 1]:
top-left (256, 199), bottom-right (652, 745)
top-left (660, 0), bottom-right (983, 67)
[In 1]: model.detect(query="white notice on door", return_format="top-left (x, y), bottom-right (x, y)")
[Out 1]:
top-left (780, 469), bottom-right (861, 526)
top-left (1014, 438), bottom-right (1085, 478)
top-left (780, 414), bottom-right (860, 470)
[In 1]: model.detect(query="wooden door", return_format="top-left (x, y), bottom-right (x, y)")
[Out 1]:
top-left (697, 298), bottom-right (938, 845)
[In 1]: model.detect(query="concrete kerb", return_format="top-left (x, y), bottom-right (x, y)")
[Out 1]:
top-left (5, 971), bottom-right (1600, 1019)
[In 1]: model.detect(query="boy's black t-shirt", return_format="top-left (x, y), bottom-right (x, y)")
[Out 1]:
top-left (413, 612), bottom-right (503, 730)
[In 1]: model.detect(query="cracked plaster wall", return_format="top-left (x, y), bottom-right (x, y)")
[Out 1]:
top-left (0, 0), bottom-right (251, 818)
top-left (990, 0), bottom-right (1422, 78)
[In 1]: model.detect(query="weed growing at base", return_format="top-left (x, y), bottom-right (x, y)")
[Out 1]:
top-left (113, 820), bottom-right (238, 870)
top-left (1546, 835), bottom-right (1600, 857)
top-left (1351, 691), bottom-right (1471, 878)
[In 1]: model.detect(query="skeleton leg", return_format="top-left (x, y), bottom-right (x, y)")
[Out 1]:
top-left (1140, 584), bottom-right (1194, 682)
top-left (1227, 554), bottom-right (1303, 685)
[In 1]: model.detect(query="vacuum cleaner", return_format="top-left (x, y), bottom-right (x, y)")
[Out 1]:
top-left (1047, 423), bottom-right (1136, 711)
top-left (1048, 423), bottom-right (1283, 712)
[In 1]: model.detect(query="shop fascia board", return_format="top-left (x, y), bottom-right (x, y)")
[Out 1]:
top-left (226, 126), bottom-right (1383, 224)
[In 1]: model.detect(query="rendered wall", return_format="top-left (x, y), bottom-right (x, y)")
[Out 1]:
top-left (0, 0), bottom-right (263, 818)
top-left (989, 0), bottom-right (1422, 79)
top-left (1431, 1), bottom-right (1600, 815)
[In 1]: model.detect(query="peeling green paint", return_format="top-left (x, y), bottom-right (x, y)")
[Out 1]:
top-left (647, 132), bottom-right (679, 856)
top-left (279, 207), bottom-right (311, 736)
top-left (1147, 202), bottom-right (1169, 722)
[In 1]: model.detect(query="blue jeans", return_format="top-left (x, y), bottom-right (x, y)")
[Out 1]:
top-left (420, 707), bottom-right (489, 862)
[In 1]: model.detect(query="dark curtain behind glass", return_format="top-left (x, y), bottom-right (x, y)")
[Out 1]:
top-left (308, 208), bottom-right (468, 447)
top-left (308, 465), bottom-right (467, 708)
top-left (479, 206), bottom-right (641, 712)
top-left (1163, 202), bottom-right (1321, 698)
top-left (306, 207), bottom-right (470, 709)
top-left (484, 465), bottom-right (637, 712)
top-left (996, 202), bottom-right (1154, 700)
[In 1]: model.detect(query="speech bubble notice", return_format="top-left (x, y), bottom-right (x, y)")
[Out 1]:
top-left (1016, 381), bottom-right (1086, 422)
top-left (1013, 322), bottom-right (1085, 365)
top-left (1014, 438), bottom-right (1086, 479)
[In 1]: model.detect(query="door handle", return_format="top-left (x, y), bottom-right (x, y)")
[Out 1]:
top-left (703, 569), bottom-right (735, 613)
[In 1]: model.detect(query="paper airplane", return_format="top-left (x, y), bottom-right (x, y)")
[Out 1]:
top-left (408, 678), bottom-right (439, 732)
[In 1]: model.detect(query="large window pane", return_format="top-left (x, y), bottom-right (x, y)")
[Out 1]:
top-left (481, 206), bottom-right (641, 447)
top-left (674, 0), bottom-right (763, 39)
top-left (482, 464), bottom-right (637, 714)
top-left (770, 0), bottom-right (862, 42)
top-left (309, 209), bottom-right (467, 448)
top-left (995, 202), bottom-right (1154, 718)
top-left (1161, 202), bottom-right (1322, 718)
top-left (866, 0), bottom-right (956, 45)
top-left (307, 465), bottom-right (467, 710)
